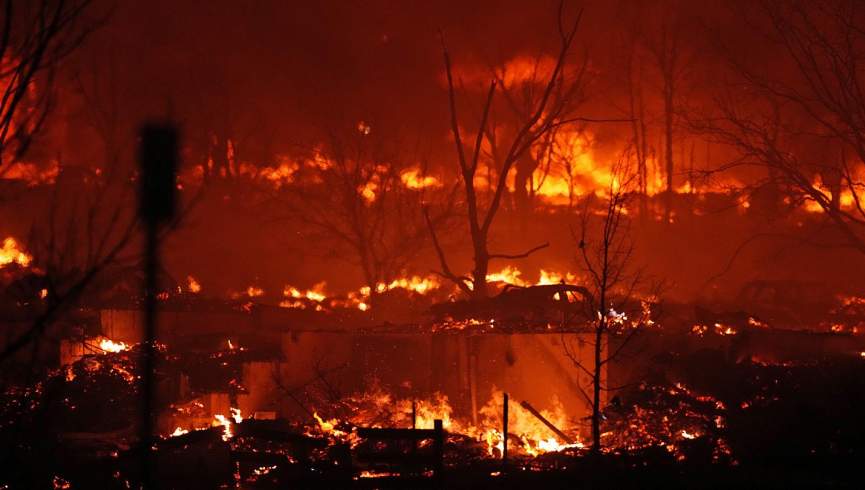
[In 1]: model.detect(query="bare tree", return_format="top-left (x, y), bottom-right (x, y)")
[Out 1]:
top-left (427, 3), bottom-right (588, 299)
top-left (0, 0), bottom-right (97, 170)
top-left (281, 124), bottom-right (444, 310)
top-left (624, 34), bottom-right (651, 215)
top-left (490, 54), bottom-right (590, 217)
top-left (692, 0), bottom-right (865, 253)
top-left (561, 156), bottom-right (649, 455)
top-left (639, 4), bottom-right (692, 222)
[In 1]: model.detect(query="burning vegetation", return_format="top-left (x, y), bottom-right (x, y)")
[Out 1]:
top-left (2, 0), bottom-right (865, 488)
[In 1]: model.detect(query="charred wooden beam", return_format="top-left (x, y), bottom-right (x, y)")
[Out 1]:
top-left (355, 419), bottom-right (445, 480)
top-left (519, 400), bottom-right (575, 444)
top-left (357, 426), bottom-right (443, 440)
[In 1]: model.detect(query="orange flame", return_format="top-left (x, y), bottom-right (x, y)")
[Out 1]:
top-left (0, 237), bottom-right (31, 268)
top-left (98, 338), bottom-right (129, 353)
top-left (400, 168), bottom-right (441, 190)
top-left (186, 275), bottom-right (202, 293)
top-left (213, 408), bottom-right (242, 441)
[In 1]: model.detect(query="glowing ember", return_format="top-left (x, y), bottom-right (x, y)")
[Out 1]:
top-left (356, 470), bottom-right (399, 479)
top-left (714, 323), bottom-right (737, 336)
top-left (170, 427), bottom-right (189, 437)
top-left (281, 282), bottom-right (328, 308)
top-left (3, 160), bottom-right (59, 186)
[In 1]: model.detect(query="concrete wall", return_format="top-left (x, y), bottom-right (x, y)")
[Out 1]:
top-left (272, 330), bottom-right (604, 425)
top-left (100, 309), bottom-right (254, 344)
top-left (100, 309), bottom-right (606, 428)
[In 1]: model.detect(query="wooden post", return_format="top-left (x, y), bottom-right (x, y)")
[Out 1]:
top-left (412, 399), bottom-right (418, 454)
top-left (502, 392), bottom-right (509, 465)
top-left (469, 348), bottom-right (478, 425)
top-left (433, 419), bottom-right (444, 480)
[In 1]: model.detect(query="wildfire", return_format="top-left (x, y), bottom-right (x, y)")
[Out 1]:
top-left (473, 389), bottom-right (581, 457)
top-left (374, 275), bottom-right (441, 295)
top-left (98, 338), bottom-right (129, 353)
top-left (314, 385), bottom-right (581, 458)
top-left (486, 266), bottom-right (580, 289)
top-left (213, 408), bottom-right (243, 441)
top-left (282, 282), bottom-right (327, 302)
top-left (802, 177), bottom-right (860, 213)
top-left (537, 269), bottom-right (578, 285)
top-left (0, 237), bottom-right (31, 268)
top-left (257, 158), bottom-right (299, 188)
top-left (313, 411), bottom-right (337, 432)
top-left (186, 275), bottom-right (202, 293)
top-left (231, 285), bottom-right (265, 300)
top-left (170, 427), bottom-right (189, 437)
top-left (274, 267), bottom-right (586, 312)
top-left (400, 168), bottom-right (441, 189)
top-left (486, 265), bottom-right (529, 287)
top-left (280, 275), bottom-right (443, 311)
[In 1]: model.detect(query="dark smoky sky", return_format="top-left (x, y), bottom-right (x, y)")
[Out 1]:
top-left (68, 0), bottom-right (753, 164)
top-left (85, 0), bottom-right (555, 145)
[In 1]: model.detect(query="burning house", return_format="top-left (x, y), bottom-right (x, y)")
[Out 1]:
top-left (2, 0), bottom-right (865, 488)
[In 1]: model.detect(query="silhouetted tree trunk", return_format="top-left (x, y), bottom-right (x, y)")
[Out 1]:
top-left (564, 158), bottom-right (646, 455)
top-left (626, 37), bottom-right (649, 217)
top-left (427, 3), bottom-right (585, 298)
top-left (513, 151), bottom-right (539, 222)
top-left (651, 26), bottom-right (679, 222)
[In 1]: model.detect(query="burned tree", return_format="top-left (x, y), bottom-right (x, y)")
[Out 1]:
top-left (638, 1), bottom-right (693, 222)
top-left (427, 3), bottom-right (586, 299)
top-left (280, 124), bottom-right (441, 310)
top-left (693, 0), bottom-right (865, 254)
top-left (562, 156), bottom-right (649, 455)
top-left (490, 54), bottom-right (589, 217)
top-left (0, 0), bottom-right (97, 170)
top-left (622, 29), bottom-right (651, 215)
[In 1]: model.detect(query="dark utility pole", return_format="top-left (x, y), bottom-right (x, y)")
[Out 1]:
top-left (138, 124), bottom-right (178, 489)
